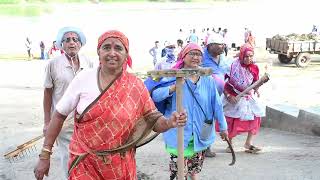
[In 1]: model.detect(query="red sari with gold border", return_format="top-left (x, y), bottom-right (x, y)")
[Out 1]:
top-left (68, 71), bottom-right (156, 180)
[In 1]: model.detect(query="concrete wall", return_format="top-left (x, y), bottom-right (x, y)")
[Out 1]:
top-left (262, 106), bottom-right (320, 136)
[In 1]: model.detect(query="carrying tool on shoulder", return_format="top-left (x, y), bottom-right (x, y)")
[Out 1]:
top-left (147, 68), bottom-right (212, 179)
top-left (236, 73), bottom-right (270, 99)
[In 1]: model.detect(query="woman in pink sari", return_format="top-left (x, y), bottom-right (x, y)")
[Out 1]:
top-left (223, 45), bottom-right (265, 153)
top-left (34, 30), bottom-right (187, 180)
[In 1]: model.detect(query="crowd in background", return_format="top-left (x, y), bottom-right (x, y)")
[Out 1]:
top-left (148, 26), bottom-right (254, 71)
top-left (24, 38), bottom-right (64, 60)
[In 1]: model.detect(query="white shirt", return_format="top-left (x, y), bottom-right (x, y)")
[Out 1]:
top-left (56, 67), bottom-right (100, 116)
top-left (43, 54), bottom-right (93, 114)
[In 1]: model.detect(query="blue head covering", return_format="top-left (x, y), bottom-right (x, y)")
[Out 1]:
top-left (164, 48), bottom-right (176, 63)
top-left (55, 26), bottom-right (86, 49)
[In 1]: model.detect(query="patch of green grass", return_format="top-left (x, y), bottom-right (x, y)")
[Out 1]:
top-left (0, 0), bottom-right (243, 16)
top-left (99, 0), bottom-right (158, 2)
top-left (48, 0), bottom-right (88, 2)
top-left (0, 0), bottom-right (239, 4)
top-left (0, 0), bottom-right (88, 3)
top-left (0, 4), bottom-right (53, 16)
top-left (0, 0), bottom-right (21, 4)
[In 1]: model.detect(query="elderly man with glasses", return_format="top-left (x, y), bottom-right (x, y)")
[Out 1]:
top-left (201, 33), bottom-right (232, 158)
top-left (42, 26), bottom-right (93, 179)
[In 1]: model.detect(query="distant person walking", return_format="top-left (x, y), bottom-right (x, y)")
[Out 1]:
top-left (188, 29), bottom-right (199, 44)
top-left (48, 41), bottom-right (64, 59)
top-left (311, 25), bottom-right (318, 34)
top-left (40, 41), bottom-right (46, 60)
top-left (25, 37), bottom-right (33, 60)
top-left (244, 27), bottom-right (249, 44)
top-left (175, 39), bottom-right (183, 57)
top-left (246, 30), bottom-right (256, 48)
top-left (222, 28), bottom-right (229, 56)
top-left (149, 40), bottom-right (161, 66)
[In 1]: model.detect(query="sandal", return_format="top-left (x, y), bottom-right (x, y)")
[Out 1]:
top-left (205, 148), bottom-right (216, 157)
top-left (244, 145), bottom-right (262, 154)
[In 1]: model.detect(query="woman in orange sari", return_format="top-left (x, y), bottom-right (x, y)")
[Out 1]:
top-left (34, 30), bottom-right (187, 180)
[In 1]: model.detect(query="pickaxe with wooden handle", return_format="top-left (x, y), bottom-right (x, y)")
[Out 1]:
top-left (147, 68), bottom-right (212, 179)
top-left (235, 73), bottom-right (270, 100)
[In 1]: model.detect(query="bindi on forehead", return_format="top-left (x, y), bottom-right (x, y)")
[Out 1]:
top-left (110, 41), bottom-right (117, 47)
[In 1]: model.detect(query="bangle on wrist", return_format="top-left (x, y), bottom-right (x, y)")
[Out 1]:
top-left (39, 153), bottom-right (51, 160)
top-left (39, 148), bottom-right (52, 160)
top-left (42, 147), bottom-right (53, 154)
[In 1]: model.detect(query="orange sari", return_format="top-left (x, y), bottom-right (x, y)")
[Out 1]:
top-left (68, 71), bottom-right (156, 180)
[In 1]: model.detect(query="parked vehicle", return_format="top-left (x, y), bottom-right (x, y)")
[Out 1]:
top-left (266, 38), bottom-right (320, 67)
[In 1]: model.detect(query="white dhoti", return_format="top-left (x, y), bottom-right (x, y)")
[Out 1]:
top-left (56, 116), bottom-right (74, 180)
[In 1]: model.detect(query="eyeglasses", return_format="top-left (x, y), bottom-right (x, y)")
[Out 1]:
top-left (188, 51), bottom-right (202, 57)
top-left (213, 43), bottom-right (225, 46)
top-left (62, 37), bottom-right (80, 43)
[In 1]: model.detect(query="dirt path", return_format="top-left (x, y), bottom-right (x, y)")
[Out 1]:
top-left (0, 56), bottom-right (320, 179)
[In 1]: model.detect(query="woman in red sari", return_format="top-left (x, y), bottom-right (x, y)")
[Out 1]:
top-left (34, 30), bottom-right (187, 180)
top-left (223, 45), bottom-right (265, 153)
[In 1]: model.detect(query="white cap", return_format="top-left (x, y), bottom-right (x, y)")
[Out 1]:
top-left (164, 40), bottom-right (176, 47)
top-left (206, 33), bottom-right (224, 45)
